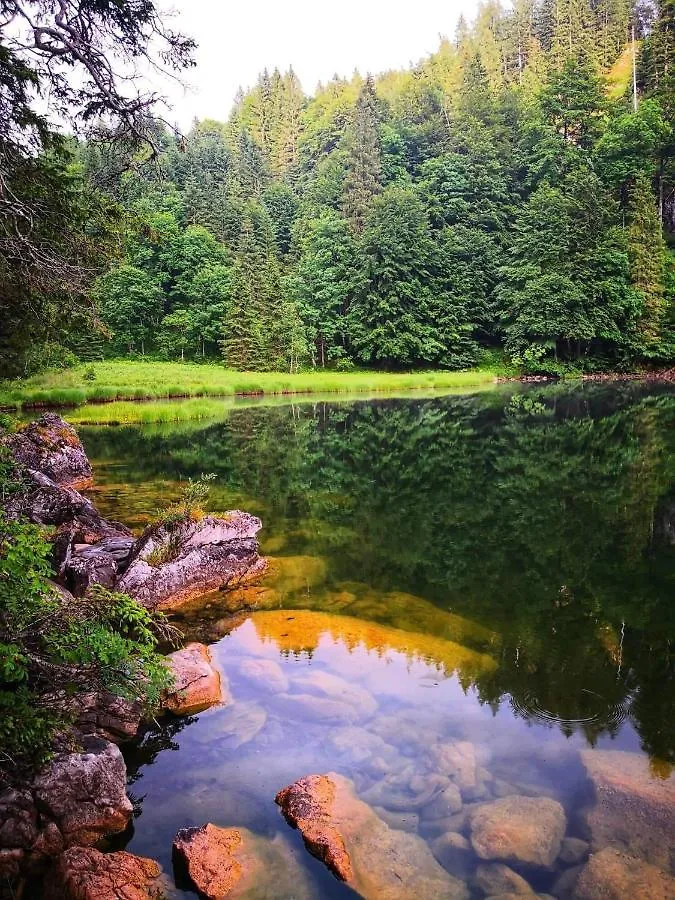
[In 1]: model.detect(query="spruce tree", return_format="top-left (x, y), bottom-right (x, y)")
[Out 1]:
top-left (627, 172), bottom-right (667, 342)
top-left (342, 75), bottom-right (383, 232)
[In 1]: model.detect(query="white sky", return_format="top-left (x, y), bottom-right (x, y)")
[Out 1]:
top-left (159, 0), bottom-right (482, 128)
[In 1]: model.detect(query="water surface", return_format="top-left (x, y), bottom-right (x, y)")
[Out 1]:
top-left (77, 382), bottom-right (675, 897)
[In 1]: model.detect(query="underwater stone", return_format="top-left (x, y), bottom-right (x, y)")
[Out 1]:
top-left (558, 837), bottom-right (588, 866)
top-left (238, 657), bottom-right (289, 694)
top-left (474, 861), bottom-right (534, 895)
top-left (574, 847), bottom-right (675, 899)
top-left (469, 796), bottom-right (567, 868)
top-left (431, 831), bottom-right (474, 879)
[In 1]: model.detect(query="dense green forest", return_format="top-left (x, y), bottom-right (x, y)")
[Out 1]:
top-left (2, 0), bottom-right (674, 377)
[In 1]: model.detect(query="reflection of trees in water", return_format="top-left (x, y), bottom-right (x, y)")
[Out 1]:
top-left (81, 384), bottom-right (675, 760)
top-left (123, 714), bottom-right (197, 784)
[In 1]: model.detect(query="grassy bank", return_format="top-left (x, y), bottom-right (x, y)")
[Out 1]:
top-left (0, 360), bottom-right (498, 411)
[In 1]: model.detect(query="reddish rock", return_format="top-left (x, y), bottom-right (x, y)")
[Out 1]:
top-left (468, 796), bottom-right (566, 867)
top-left (45, 847), bottom-right (162, 899)
top-left (580, 749), bottom-right (675, 870)
top-left (276, 772), bottom-right (468, 898)
top-left (173, 824), bottom-right (244, 898)
top-left (163, 642), bottom-right (226, 715)
top-left (117, 513), bottom-right (265, 611)
top-left (32, 738), bottom-right (132, 847)
top-left (574, 847), bottom-right (675, 899)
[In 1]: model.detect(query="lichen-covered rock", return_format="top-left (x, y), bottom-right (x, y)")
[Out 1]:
top-left (63, 536), bottom-right (135, 596)
top-left (32, 737), bottom-right (132, 847)
top-left (580, 749), bottom-right (675, 870)
top-left (173, 823), bottom-right (312, 899)
top-left (71, 692), bottom-right (143, 743)
top-left (5, 415), bottom-right (91, 486)
top-left (163, 642), bottom-right (226, 715)
top-left (469, 796), bottom-right (567, 868)
top-left (276, 772), bottom-right (469, 899)
top-left (573, 848), bottom-right (675, 899)
top-left (117, 513), bottom-right (265, 610)
top-left (45, 847), bottom-right (162, 899)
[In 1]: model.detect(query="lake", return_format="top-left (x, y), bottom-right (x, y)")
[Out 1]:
top-left (75, 381), bottom-right (675, 898)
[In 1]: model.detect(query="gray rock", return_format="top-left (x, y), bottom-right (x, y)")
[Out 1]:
top-left (117, 513), bottom-right (264, 610)
top-left (4, 415), bottom-right (91, 486)
top-left (469, 796), bottom-right (567, 868)
top-left (558, 837), bottom-right (588, 866)
top-left (372, 806), bottom-right (420, 832)
top-left (238, 657), bottom-right (289, 694)
top-left (32, 737), bottom-right (132, 847)
top-left (431, 832), bottom-right (474, 879)
top-left (574, 847), bottom-right (675, 899)
top-left (421, 782), bottom-right (463, 820)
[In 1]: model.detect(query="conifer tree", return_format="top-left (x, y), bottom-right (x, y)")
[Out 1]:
top-left (627, 172), bottom-right (667, 342)
top-left (342, 76), bottom-right (383, 232)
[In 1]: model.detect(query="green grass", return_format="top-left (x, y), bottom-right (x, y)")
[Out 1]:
top-left (1, 360), bottom-right (498, 413)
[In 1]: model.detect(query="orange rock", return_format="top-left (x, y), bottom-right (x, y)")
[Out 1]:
top-left (275, 775), bottom-right (352, 881)
top-left (173, 824), bottom-right (243, 898)
top-left (575, 848), bottom-right (675, 899)
top-left (276, 772), bottom-right (468, 899)
top-left (46, 847), bottom-right (162, 900)
top-left (163, 643), bottom-right (226, 715)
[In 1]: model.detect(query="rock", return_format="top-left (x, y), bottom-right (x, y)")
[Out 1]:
top-left (32, 737), bottom-right (132, 847)
top-left (361, 769), bottom-right (449, 812)
top-left (428, 741), bottom-right (479, 790)
top-left (421, 782), bottom-right (463, 820)
top-left (558, 837), bottom-right (588, 866)
top-left (469, 796), bottom-right (567, 868)
top-left (474, 862), bottom-right (534, 895)
top-left (173, 824), bottom-right (312, 899)
top-left (69, 692), bottom-right (142, 743)
top-left (45, 847), bottom-right (162, 899)
top-left (420, 810), bottom-right (469, 838)
top-left (173, 823), bottom-right (244, 899)
top-left (431, 832), bottom-right (474, 879)
top-left (5, 415), bottom-right (91, 486)
top-left (208, 702), bottom-right (267, 749)
top-left (276, 772), bottom-right (469, 898)
top-left (117, 513), bottom-right (264, 610)
top-left (290, 670), bottom-right (377, 717)
top-left (238, 658), bottom-right (289, 694)
top-left (163, 642), bottom-right (225, 715)
top-left (574, 847), bottom-right (675, 899)
top-left (372, 807), bottom-right (420, 832)
top-left (550, 864), bottom-right (583, 898)
top-left (580, 748), bottom-right (675, 870)
top-left (64, 536), bottom-right (135, 596)
top-left (326, 725), bottom-right (394, 767)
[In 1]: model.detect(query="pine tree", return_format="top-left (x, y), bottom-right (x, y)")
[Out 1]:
top-left (627, 172), bottom-right (667, 342)
top-left (342, 76), bottom-right (383, 232)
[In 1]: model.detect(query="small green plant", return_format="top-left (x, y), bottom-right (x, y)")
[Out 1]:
top-left (154, 472), bottom-right (216, 526)
top-left (146, 535), bottom-right (182, 567)
top-left (83, 366), bottom-right (97, 382)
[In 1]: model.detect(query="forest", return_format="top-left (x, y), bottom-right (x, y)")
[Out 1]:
top-left (1, 0), bottom-right (674, 380)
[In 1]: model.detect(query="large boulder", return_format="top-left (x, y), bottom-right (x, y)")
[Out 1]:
top-left (32, 737), bottom-right (132, 847)
top-left (574, 847), bottom-right (675, 899)
top-left (63, 536), bottom-right (135, 596)
top-left (275, 772), bottom-right (469, 899)
top-left (4, 414), bottom-right (91, 487)
top-left (163, 642), bottom-right (226, 715)
top-left (580, 749), bottom-right (675, 870)
top-left (173, 823), bottom-right (312, 899)
top-left (468, 796), bottom-right (567, 868)
top-left (116, 513), bottom-right (265, 610)
top-left (45, 847), bottom-right (163, 899)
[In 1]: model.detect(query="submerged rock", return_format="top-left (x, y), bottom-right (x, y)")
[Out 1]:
top-left (275, 772), bottom-right (469, 898)
top-left (173, 823), bottom-right (311, 899)
top-left (45, 847), bottom-right (162, 899)
top-left (117, 513), bottom-right (264, 610)
top-left (574, 847), bottom-right (675, 899)
top-left (361, 768), bottom-right (449, 812)
top-left (238, 657), bottom-right (289, 694)
top-left (580, 748), bottom-right (675, 870)
top-left (558, 837), bottom-right (589, 866)
top-left (431, 831), bottom-right (474, 879)
top-left (5, 414), bottom-right (92, 487)
top-left (163, 642), bottom-right (226, 715)
top-left (474, 862), bottom-right (534, 895)
top-left (427, 740), bottom-right (479, 790)
top-left (32, 738), bottom-right (133, 848)
top-left (469, 796), bottom-right (567, 868)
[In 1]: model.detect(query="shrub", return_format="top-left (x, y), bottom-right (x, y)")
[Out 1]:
top-left (154, 473), bottom-right (216, 526)
top-left (0, 512), bottom-right (177, 778)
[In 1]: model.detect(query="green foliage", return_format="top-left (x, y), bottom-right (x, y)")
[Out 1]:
top-left (0, 513), bottom-right (174, 775)
top-left (154, 472), bottom-right (217, 525)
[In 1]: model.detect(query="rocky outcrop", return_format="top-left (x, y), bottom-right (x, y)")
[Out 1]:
top-left (116, 513), bottom-right (265, 611)
top-left (574, 847), bottom-right (675, 899)
top-left (468, 796), bottom-right (567, 868)
top-left (4, 414), bottom-right (91, 487)
top-left (580, 749), bottom-right (675, 870)
top-left (163, 642), bottom-right (226, 715)
top-left (0, 738), bottom-right (133, 877)
top-left (45, 847), bottom-right (163, 899)
top-left (276, 772), bottom-right (469, 899)
top-left (173, 824), bottom-right (312, 899)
